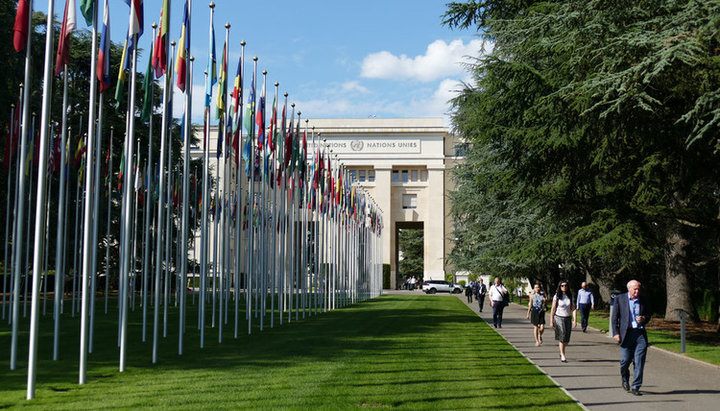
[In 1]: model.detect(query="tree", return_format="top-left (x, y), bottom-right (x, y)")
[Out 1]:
top-left (398, 228), bottom-right (423, 280)
top-left (445, 0), bottom-right (720, 322)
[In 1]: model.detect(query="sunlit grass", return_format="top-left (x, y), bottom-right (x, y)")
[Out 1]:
top-left (0, 294), bottom-right (580, 409)
top-left (586, 311), bottom-right (720, 366)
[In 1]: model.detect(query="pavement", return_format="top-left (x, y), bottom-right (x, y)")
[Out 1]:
top-left (384, 290), bottom-right (720, 410)
top-left (457, 293), bottom-right (720, 410)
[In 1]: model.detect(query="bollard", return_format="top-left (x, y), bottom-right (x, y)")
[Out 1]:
top-left (608, 290), bottom-right (620, 336)
top-left (679, 310), bottom-right (686, 353)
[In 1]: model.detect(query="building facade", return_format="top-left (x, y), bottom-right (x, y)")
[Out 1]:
top-left (193, 117), bottom-right (459, 289)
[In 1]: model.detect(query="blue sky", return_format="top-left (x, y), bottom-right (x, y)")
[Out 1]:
top-left (38, 0), bottom-right (487, 124)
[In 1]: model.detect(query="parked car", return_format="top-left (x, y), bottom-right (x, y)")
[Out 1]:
top-left (422, 280), bottom-right (463, 294)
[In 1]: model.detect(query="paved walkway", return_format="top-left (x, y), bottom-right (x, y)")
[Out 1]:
top-left (453, 293), bottom-right (720, 410)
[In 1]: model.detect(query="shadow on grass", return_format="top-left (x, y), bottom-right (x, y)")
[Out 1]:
top-left (0, 294), bottom-right (579, 408)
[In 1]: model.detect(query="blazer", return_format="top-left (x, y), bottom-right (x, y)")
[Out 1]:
top-left (611, 292), bottom-right (651, 345)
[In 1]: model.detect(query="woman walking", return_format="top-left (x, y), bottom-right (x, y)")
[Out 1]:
top-left (549, 280), bottom-right (576, 362)
top-left (525, 283), bottom-right (546, 346)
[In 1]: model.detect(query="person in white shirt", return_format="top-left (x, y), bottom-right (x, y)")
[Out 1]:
top-left (489, 277), bottom-right (508, 328)
top-left (550, 280), bottom-right (577, 362)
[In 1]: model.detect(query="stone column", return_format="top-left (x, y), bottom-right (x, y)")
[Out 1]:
top-left (374, 166), bottom-right (393, 289)
top-left (425, 166), bottom-right (445, 279)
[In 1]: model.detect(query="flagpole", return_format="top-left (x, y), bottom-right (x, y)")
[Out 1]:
top-left (120, 28), bottom-right (140, 372)
top-left (9, 0), bottom-right (34, 370)
top-left (2, 103), bottom-right (15, 322)
top-left (105, 127), bottom-right (113, 314)
top-left (180, 12), bottom-right (194, 356)
top-left (218, 21), bottom-right (230, 342)
top-left (26, 0), bottom-right (56, 398)
top-left (233, 40), bottom-right (245, 339)
top-left (270, 81), bottom-right (278, 328)
top-left (53, 67), bottom-right (69, 360)
top-left (259, 70), bottom-right (266, 332)
top-left (152, 33), bottom-right (174, 362)
top-left (142, 22), bottom-right (157, 344)
top-left (8, 95), bottom-right (22, 328)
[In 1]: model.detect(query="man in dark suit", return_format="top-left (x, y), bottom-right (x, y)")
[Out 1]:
top-left (611, 280), bottom-right (652, 396)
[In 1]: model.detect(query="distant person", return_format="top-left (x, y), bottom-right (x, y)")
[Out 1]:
top-left (611, 280), bottom-right (651, 396)
top-left (465, 282), bottom-right (473, 303)
top-left (526, 283), bottom-right (546, 346)
top-left (489, 277), bottom-right (508, 328)
top-left (549, 280), bottom-right (576, 362)
top-left (410, 276), bottom-right (417, 290)
top-left (576, 282), bottom-right (595, 332)
top-left (477, 278), bottom-right (487, 312)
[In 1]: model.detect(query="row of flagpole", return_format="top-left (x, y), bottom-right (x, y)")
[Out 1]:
top-left (3, 0), bottom-right (385, 400)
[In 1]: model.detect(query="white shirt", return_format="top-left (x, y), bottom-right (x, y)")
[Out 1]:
top-left (489, 284), bottom-right (507, 302)
top-left (553, 294), bottom-right (572, 317)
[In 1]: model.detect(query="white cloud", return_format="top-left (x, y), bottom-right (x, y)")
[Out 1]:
top-left (341, 81), bottom-right (369, 94)
top-left (361, 39), bottom-right (484, 82)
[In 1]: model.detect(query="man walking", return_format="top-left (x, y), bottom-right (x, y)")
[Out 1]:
top-left (576, 282), bottom-right (594, 332)
top-left (477, 278), bottom-right (487, 312)
top-left (489, 277), bottom-right (508, 328)
top-left (611, 280), bottom-right (651, 396)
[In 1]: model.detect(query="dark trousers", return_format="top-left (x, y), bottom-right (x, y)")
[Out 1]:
top-left (466, 294), bottom-right (473, 303)
top-left (578, 303), bottom-right (591, 330)
top-left (477, 295), bottom-right (485, 312)
top-left (492, 302), bottom-right (505, 326)
top-left (620, 328), bottom-right (648, 390)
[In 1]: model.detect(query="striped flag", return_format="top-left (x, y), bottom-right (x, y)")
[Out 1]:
top-left (13, 0), bottom-right (30, 52)
top-left (230, 56), bottom-right (242, 165)
top-left (216, 41), bottom-right (227, 119)
top-left (97, 0), bottom-right (111, 93)
top-left (55, 0), bottom-right (76, 76)
top-left (256, 76), bottom-right (266, 150)
top-left (268, 93), bottom-right (277, 152)
top-left (114, 34), bottom-right (129, 109)
top-left (175, 0), bottom-right (190, 92)
top-left (141, 40), bottom-right (154, 122)
top-left (205, 16), bottom-right (217, 108)
top-left (126, 0), bottom-right (144, 39)
top-left (152, 0), bottom-right (168, 78)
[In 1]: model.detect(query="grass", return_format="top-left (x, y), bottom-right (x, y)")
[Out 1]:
top-left (0, 294), bottom-right (580, 409)
top-left (586, 311), bottom-right (720, 366)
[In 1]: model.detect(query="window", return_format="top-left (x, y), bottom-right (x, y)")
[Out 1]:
top-left (401, 170), bottom-right (409, 182)
top-left (358, 169), bottom-right (366, 182)
top-left (402, 194), bottom-right (417, 209)
top-left (392, 170), bottom-right (399, 182)
top-left (349, 170), bottom-right (357, 182)
top-left (411, 169), bottom-right (418, 182)
top-left (368, 170), bottom-right (375, 182)
top-left (454, 143), bottom-right (469, 157)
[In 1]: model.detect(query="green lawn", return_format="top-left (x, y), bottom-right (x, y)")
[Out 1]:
top-left (1, 294), bottom-right (579, 409)
top-left (586, 311), bottom-right (720, 366)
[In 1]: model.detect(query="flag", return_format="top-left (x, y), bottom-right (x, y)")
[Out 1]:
top-left (3, 99), bottom-right (21, 171)
top-left (117, 149), bottom-right (125, 190)
top-left (242, 74), bottom-right (256, 167)
top-left (74, 133), bottom-right (87, 166)
top-left (268, 93), bottom-right (277, 152)
top-left (126, 0), bottom-right (144, 39)
top-left (216, 41), bottom-right (227, 119)
top-left (80, 0), bottom-right (94, 26)
top-left (244, 73), bottom-right (256, 137)
top-left (230, 56), bottom-right (242, 164)
top-left (114, 34), bottom-right (129, 109)
top-left (176, 0), bottom-right (190, 92)
top-left (152, 0), bottom-right (168, 78)
top-left (25, 122), bottom-right (36, 176)
top-left (134, 164), bottom-right (142, 191)
top-left (256, 76), bottom-right (266, 150)
top-left (97, 0), bottom-right (111, 93)
top-left (13, 0), bottom-right (30, 52)
top-left (55, 0), bottom-right (76, 76)
top-left (205, 16), bottom-right (217, 107)
top-left (141, 40), bottom-right (154, 121)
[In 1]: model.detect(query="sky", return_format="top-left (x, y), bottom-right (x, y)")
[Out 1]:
top-left (37, 0), bottom-right (487, 125)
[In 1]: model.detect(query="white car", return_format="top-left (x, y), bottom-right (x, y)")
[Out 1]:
top-left (422, 280), bottom-right (463, 294)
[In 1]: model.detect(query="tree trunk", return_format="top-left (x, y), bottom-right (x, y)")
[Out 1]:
top-left (664, 222), bottom-right (697, 322)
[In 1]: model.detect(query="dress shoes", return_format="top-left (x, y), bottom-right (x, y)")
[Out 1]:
top-left (622, 381), bottom-right (630, 392)
top-left (631, 388), bottom-right (642, 396)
